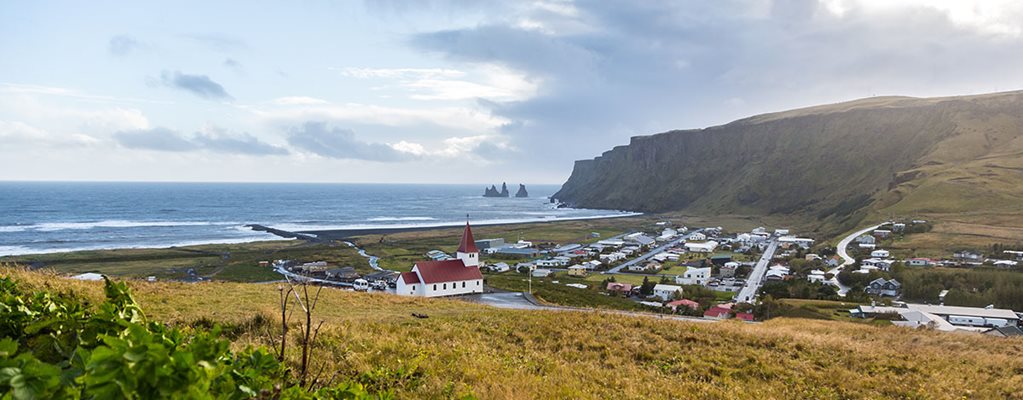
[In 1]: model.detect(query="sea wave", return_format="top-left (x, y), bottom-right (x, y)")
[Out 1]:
top-left (365, 216), bottom-right (437, 222)
top-left (0, 220), bottom-right (238, 233)
top-left (270, 212), bottom-right (642, 232)
top-left (0, 235), bottom-right (290, 257)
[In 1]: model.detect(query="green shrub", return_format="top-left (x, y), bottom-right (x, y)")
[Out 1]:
top-left (0, 276), bottom-right (389, 399)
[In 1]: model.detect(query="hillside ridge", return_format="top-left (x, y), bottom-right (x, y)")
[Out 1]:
top-left (554, 90), bottom-right (1023, 234)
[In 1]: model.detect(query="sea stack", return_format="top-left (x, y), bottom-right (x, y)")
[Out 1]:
top-left (515, 184), bottom-right (528, 198)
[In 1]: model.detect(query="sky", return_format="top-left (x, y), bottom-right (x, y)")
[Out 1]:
top-left (2, 0), bottom-right (1023, 184)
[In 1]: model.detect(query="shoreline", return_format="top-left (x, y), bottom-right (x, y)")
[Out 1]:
top-left (2, 212), bottom-right (644, 257)
top-left (293, 212), bottom-right (644, 240)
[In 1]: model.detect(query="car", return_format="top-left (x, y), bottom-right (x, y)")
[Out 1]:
top-left (371, 280), bottom-right (387, 290)
top-left (352, 279), bottom-right (370, 291)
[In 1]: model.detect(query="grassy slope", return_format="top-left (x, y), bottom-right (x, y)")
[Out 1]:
top-left (7, 267), bottom-right (1022, 400)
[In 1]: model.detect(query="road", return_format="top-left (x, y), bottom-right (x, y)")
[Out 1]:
top-left (827, 223), bottom-right (884, 296)
top-left (607, 229), bottom-right (702, 273)
top-left (734, 239), bottom-right (779, 304)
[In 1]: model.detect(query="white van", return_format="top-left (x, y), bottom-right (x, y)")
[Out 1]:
top-left (352, 279), bottom-right (370, 291)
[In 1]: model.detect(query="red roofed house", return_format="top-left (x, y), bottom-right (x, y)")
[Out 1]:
top-left (703, 303), bottom-right (734, 319)
top-left (395, 221), bottom-right (484, 297)
top-left (666, 299), bottom-right (700, 312)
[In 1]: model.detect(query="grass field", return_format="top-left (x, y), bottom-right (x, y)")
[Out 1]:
top-left (5, 267), bottom-right (1022, 399)
top-left (1, 239), bottom-right (374, 282)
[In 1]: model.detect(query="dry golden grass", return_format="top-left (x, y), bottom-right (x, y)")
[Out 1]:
top-left (6, 267), bottom-right (1023, 399)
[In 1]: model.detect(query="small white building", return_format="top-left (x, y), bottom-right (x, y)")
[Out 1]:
top-left (652, 284), bottom-right (683, 301)
top-left (807, 270), bottom-right (826, 283)
top-left (871, 249), bottom-right (891, 258)
top-left (685, 241), bottom-right (719, 253)
top-left (532, 268), bottom-right (553, 278)
top-left (675, 267), bottom-right (711, 286)
top-left (688, 232), bottom-right (707, 241)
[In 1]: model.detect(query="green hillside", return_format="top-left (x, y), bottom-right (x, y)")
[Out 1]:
top-left (554, 91), bottom-right (1023, 236)
top-left (4, 267), bottom-right (1023, 399)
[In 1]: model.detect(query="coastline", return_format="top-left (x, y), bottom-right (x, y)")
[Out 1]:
top-left (1, 212), bottom-right (643, 257)
top-left (291, 212), bottom-right (643, 240)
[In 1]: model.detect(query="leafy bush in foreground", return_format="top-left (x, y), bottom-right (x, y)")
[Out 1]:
top-left (0, 276), bottom-right (386, 399)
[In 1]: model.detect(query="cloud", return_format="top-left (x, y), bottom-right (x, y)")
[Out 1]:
top-left (272, 96), bottom-right (329, 105)
top-left (159, 70), bottom-right (232, 100)
top-left (286, 122), bottom-right (417, 162)
top-left (113, 127), bottom-right (197, 152)
top-left (113, 127), bottom-right (287, 155)
top-left (183, 33), bottom-right (247, 52)
top-left (223, 58), bottom-right (243, 72)
top-left (340, 65), bottom-right (538, 101)
top-left (396, 0), bottom-right (1023, 176)
top-left (108, 35), bottom-right (144, 56)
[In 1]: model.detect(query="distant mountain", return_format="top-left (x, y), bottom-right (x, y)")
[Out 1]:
top-left (554, 91), bottom-right (1023, 233)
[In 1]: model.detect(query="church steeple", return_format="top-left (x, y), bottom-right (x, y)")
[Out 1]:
top-left (456, 217), bottom-right (479, 267)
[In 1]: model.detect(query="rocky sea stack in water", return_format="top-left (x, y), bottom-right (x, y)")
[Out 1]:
top-left (483, 182), bottom-right (511, 197)
top-left (515, 184), bottom-right (528, 198)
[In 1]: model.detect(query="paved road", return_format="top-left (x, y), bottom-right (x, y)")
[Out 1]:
top-left (734, 239), bottom-right (779, 304)
top-left (607, 229), bottom-right (702, 273)
top-left (827, 223), bottom-right (883, 296)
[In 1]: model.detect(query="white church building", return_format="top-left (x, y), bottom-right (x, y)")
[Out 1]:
top-left (395, 221), bottom-right (485, 297)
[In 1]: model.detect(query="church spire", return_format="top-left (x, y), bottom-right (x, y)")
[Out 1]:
top-left (457, 217), bottom-right (478, 253)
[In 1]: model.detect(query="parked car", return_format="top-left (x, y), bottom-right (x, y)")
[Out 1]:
top-left (352, 279), bottom-right (370, 291)
top-left (371, 280), bottom-right (387, 290)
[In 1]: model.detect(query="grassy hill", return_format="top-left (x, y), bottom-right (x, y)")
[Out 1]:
top-left (6, 267), bottom-right (1022, 399)
top-left (554, 91), bottom-right (1023, 238)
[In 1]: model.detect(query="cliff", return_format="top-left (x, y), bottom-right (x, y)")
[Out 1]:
top-left (554, 91), bottom-right (1023, 231)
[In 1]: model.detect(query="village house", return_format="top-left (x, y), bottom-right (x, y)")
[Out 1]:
top-left (488, 262), bottom-right (511, 273)
top-left (720, 261), bottom-right (740, 278)
top-left (807, 269), bottom-right (826, 283)
top-left (906, 258), bottom-right (933, 267)
top-left (666, 299), bottom-right (700, 312)
top-left (606, 282), bottom-right (634, 296)
top-left (688, 232), bottom-right (707, 241)
top-left (954, 250), bottom-right (983, 262)
top-left (861, 258), bottom-right (894, 271)
top-left (765, 265), bottom-right (790, 281)
top-left (395, 221), bottom-right (484, 298)
top-left (325, 267), bottom-right (359, 282)
top-left (532, 268), bottom-right (553, 278)
top-left (864, 278), bottom-right (901, 297)
top-left (567, 265), bottom-right (588, 277)
top-left (873, 229), bottom-right (892, 238)
top-left (652, 284), bottom-right (683, 301)
top-left (704, 303), bottom-right (734, 319)
top-left (675, 266), bottom-right (711, 285)
top-left (871, 249), bottom-right (890, 258)
top-left (685, 240), bottom-right (719, 253)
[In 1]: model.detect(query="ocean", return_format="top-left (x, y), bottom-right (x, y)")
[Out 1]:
top-left (0, 182), bottom-right (636, 256)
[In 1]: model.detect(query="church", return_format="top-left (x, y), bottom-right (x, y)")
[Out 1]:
top-left (395, 220), bottom-right (484, 297)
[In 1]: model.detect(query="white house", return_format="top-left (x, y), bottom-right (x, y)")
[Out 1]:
top-left (685, 241), bottom-right (718, 253)
top-left (862, 258), bottom-right (894, 271)
top-left (536, 258), bottom-right (569, 267)
top-left (688, 232), bottom-right (707, 241)
top-left (765, 265), bottom-right (790, 281)
top-left (675, 267), bottom-right (711, 285)
top-left (488, 262), bottom-right (510, 273)
top-left (807, 269), bottom-right (826, 283)
top-left (652, 284), bottom-right (683, 301)
top-left (395, 221), bottom-right (483, 297)
top-left (871, 249), bottom-right (891, 258)
top-left (532, 268), bottom-right (553, 278)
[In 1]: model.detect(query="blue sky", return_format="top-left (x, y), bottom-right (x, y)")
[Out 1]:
top-left (3, 0), bottom-right (1023, 184)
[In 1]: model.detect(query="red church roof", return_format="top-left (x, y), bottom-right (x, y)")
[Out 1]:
top-left (398, 271), bottom-right (420, 284)
top-left (414, 260), bottom-right (483, 284)
top-left (457, 222), bottom-right (478, 253)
